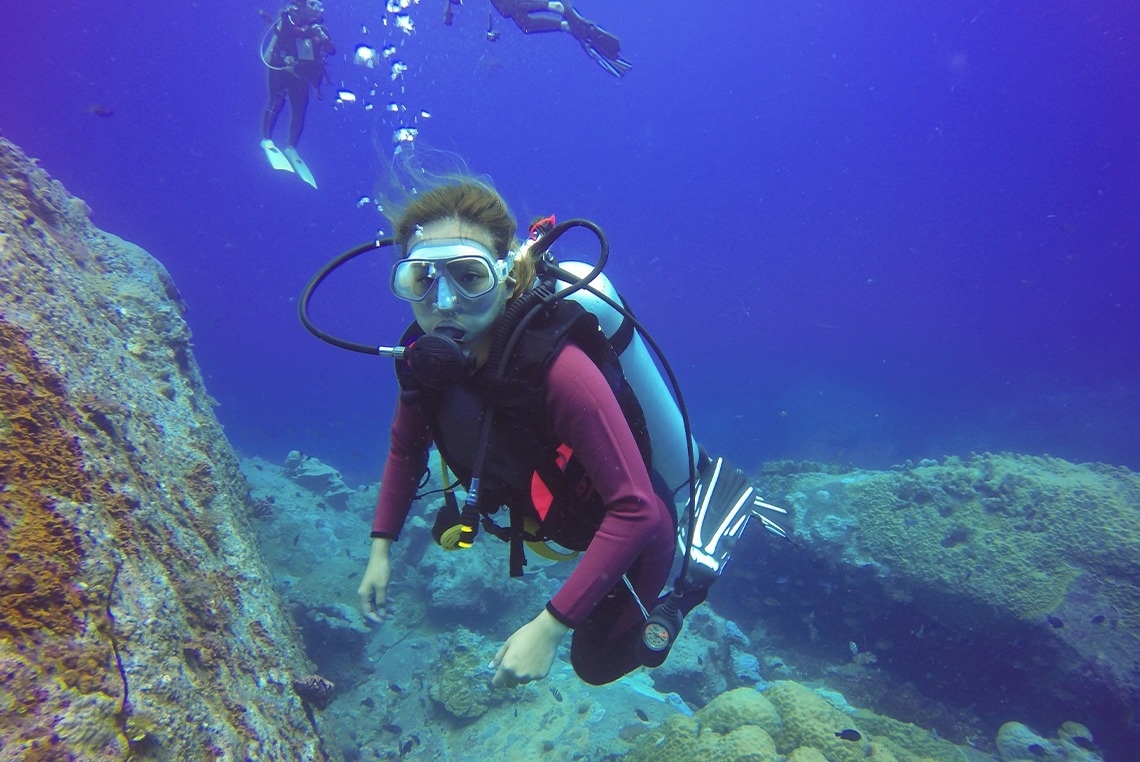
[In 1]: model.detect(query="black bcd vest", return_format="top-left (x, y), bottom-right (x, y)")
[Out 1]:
top-left (395, 299), bottom-right (654, 561)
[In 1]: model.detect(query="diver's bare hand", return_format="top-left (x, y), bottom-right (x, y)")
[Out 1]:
top-left (490, 609), bottom-right (569, 689)
top-left (358, 538), bottom-right (393, 624)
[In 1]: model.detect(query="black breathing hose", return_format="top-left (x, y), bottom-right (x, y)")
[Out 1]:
top-left (298, 239), bottom-right (393, 355)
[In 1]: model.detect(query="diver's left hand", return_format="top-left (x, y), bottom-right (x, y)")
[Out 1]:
top-left (490, 609), bottom-right (569, 689)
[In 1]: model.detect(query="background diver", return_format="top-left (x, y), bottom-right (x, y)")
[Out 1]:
top-left (259, 0), bottom-right (335, 188)
top-left (327, 181), bottom-right (790, 688)
top-left (445, 0), bottom-right (631, 77)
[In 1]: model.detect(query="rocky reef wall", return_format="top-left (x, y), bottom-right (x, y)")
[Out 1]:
top-left (0, 136), bottom-right (341, 760)
top-left (720, 454), bottom-right (1139, 758)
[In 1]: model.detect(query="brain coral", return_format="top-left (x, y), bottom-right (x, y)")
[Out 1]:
top-left (628, 681), bottom-right (978, 762)
top-left (763, 680), bottom-right (869, 762)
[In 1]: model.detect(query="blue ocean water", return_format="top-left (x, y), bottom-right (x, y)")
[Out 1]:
top-left (4, 1), bottom-right (1136, 486)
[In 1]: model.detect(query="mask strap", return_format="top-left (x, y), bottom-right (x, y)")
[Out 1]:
top-left (497, 249), bottom-right (517, 283)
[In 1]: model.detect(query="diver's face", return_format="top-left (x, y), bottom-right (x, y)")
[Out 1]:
top-left (406, 219), bottom-right (510, 354)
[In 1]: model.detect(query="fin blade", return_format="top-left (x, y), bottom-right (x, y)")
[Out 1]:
top-left (261, 139), bottom-right (295, 172)
top-left (283, 147), bottom-right (317, 189)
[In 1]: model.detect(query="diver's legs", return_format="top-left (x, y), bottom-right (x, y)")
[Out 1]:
top-left (262, 70), bottom-right (289, 140)
top-left (285, 80), bottom-right (310, 148)
top-left (570, 585), bottom-right (645, 685)
top-left (569, 518), bottom-right (673, 685)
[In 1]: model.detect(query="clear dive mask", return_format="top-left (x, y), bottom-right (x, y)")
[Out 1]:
top-left (390, 239), bottom-right (513, 303)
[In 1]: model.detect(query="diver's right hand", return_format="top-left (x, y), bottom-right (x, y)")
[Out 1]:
top-left (358, 537), bottom-right (393, 624)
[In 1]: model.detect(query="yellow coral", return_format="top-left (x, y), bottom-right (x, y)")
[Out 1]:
top-left (764, 681), bottom-right (868, 762)
top-left (699, 687), bottom-right (783, 738)
top-left (0, 316), bottom-right (90, 637)
top-left (626, 691), bottom-right (781, 762)
top-left (787, 748), bottom-right (829, 762)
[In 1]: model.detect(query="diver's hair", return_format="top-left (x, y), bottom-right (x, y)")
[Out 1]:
top-left (393, 182), bottom-right (536, 301)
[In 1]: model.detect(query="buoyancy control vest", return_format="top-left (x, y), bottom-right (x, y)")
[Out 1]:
top-left (395, 298), bottom-right (656, 573)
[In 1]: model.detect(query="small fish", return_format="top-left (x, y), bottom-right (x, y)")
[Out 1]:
top-left (1047, 615), bottom-right (1064, 629)
top-left (1027, 743), bottom-right (1047, 757)
top-left (398, 739), bottom-right (413, 756)
top-left (1071, 736), bottom-right (1096, 751)
top-left (388, 683), bottom-right (404, 695)
top-left (292, 534), bottom-right (299, 546)
top-left (1091, 615), bottom-right (1106, 625)
top-left (88, 103), bottom-right (114, 117)
top-left (835, 729), bottom-right (862, 742)
top-left (383, 723), bottom-right (401, 734)
top-left (360, 697), bottom-right (374, 709)
top-left (410, 734), bottom-right (420, 745)
top-left (550, 687), bottom-right (563, 702)
top-left (635, 708), bottom-right (648, 722)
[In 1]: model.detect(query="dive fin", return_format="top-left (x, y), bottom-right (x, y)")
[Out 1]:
top-left (679, 457), bottom-right (794, 586)
top-left (282, 146), bottom-right (317, 189)
top-left (261, 139), bottom-right (294, 172)
top-left (680, 456), bottom-right (756, 584)
top-left (751, 494), bottom-right (791, 541)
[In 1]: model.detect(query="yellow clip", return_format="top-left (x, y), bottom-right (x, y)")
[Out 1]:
top-left (437, 524), bottom-right (466, 551)
top-left (522, 517), bottom-right (578, 562)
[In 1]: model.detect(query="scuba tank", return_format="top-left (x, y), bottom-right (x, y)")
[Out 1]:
top-left (554, 262), bottom-right (695, 508)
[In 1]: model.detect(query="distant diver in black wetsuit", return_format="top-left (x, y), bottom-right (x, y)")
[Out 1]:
top-left (444, 0), bottom-right (631, 77)
top-left (259, 0), bottom-right (335, 188)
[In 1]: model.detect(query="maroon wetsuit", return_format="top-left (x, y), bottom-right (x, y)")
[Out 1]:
top-left (371, 343), bottom-right (675, 683)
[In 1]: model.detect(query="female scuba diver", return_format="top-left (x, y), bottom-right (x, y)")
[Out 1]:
top-left (343, 181), bottom-right (789, 687)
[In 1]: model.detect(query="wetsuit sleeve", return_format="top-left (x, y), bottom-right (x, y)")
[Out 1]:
top-left (370, 399), bottom-right (433, 539)
top-left (543, 344), bottom-right (673, 628)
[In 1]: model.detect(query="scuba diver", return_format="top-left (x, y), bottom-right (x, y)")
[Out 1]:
top-left (259, 0), bottom-right (335, 188)
top-left (445, 0), bottom-right (631, 77)
top-left (299, 181), bottom-right (789, 687)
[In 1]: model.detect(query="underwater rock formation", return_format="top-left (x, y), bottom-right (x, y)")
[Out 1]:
top-left (721, 454), bottom-right (1139, 757)
top-left (0, 136), bottom-right (341, 759)
top-left (627, 684), bottom-right (1103, 762)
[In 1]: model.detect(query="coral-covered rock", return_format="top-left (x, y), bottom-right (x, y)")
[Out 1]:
top-left (764, 680), bottom-right (869, 761)
top-left (627, 680), bottom-right (978, 762)
top-left (428, 629), bottom-right (504, 721)
top-left (0, 136), bottom-right (340, 759)
top-left (996, 721), bottom-right (1103, 762)
top-left (697, 687), bottom-right (782, 738)
top-left (731, 453), bottom-right (1140, 753)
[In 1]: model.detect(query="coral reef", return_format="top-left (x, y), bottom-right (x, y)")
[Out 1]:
top-left (428, 629), bottom-right (507, 721)
top-left (995, 720), bottom-right (1102, 762)
top-left (732, 453), bottom-right (1140, 754)
top-left (0, 317), bottom-right (91, 638)
top-left (1, 135), bottom-right (341, 759)
top-left (629, 683), bottom-right (1106, 762)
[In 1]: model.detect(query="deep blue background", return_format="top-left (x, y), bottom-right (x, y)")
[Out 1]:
top-left (3, 1), bottom-right (1137, 485)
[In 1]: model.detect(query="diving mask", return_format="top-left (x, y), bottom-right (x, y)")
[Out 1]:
top-left (391, 239), bottom-right (513, 303)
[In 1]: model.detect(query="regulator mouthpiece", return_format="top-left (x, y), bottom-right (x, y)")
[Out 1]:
top-left (404, 332), bottom-right (471, 389)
